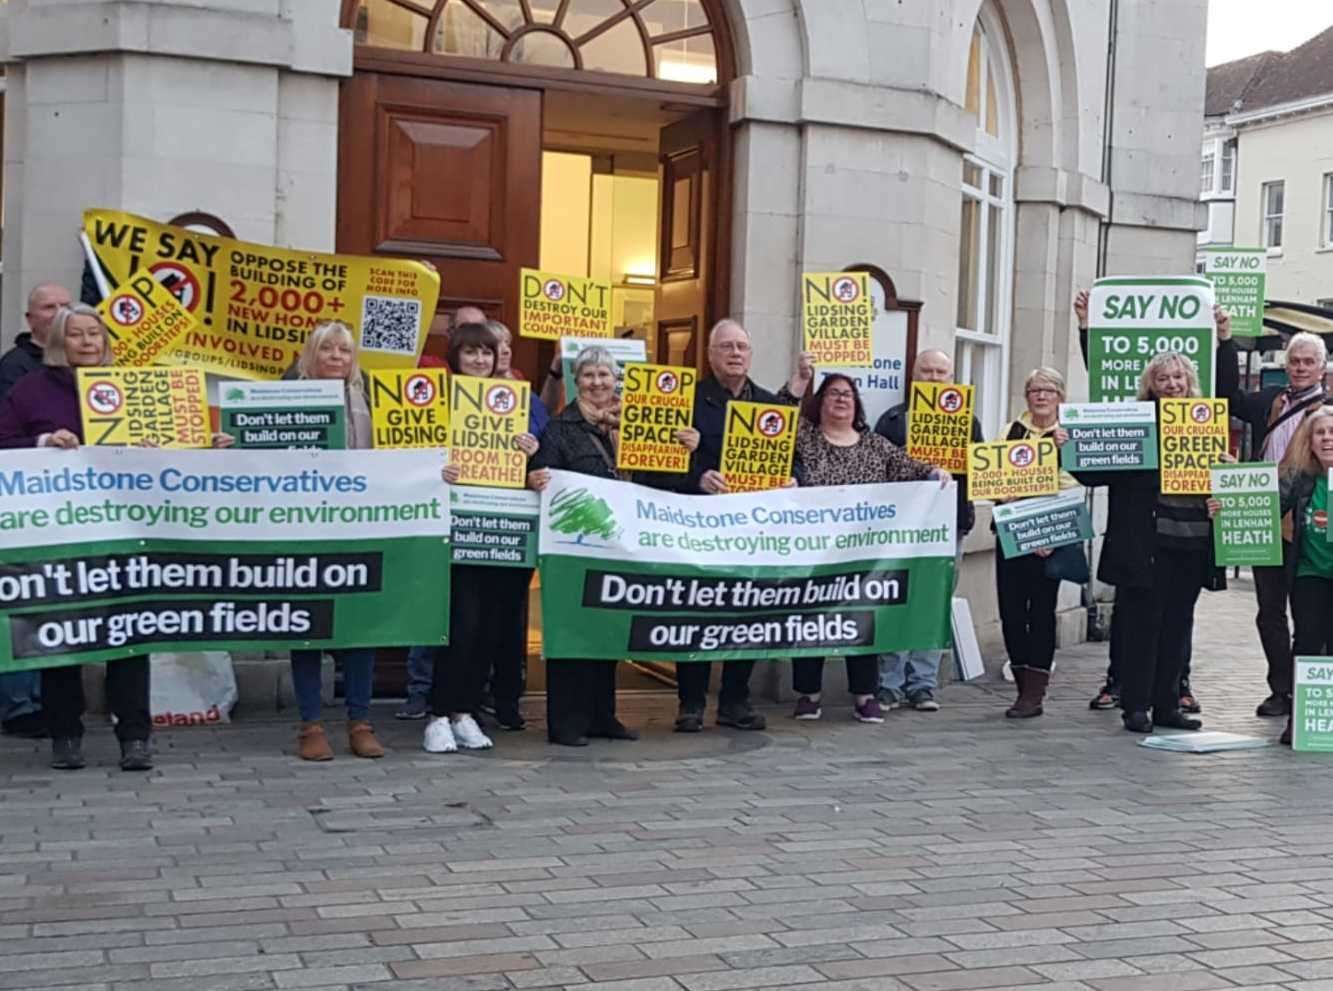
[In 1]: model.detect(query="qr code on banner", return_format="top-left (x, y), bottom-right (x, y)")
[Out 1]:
top-left (359, 294), bottom-right (422, 355)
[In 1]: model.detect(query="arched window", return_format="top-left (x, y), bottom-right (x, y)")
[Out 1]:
top-left (954, 6), bottom-right (1016, 438)
top-left (350, 0), bottom-right (721, 85)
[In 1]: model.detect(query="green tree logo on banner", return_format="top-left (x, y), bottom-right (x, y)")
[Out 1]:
top-left (549, 487), bottom-right (619, 545)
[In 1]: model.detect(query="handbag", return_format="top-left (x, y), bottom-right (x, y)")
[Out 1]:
top-left (1043, 542), bottom-right (1089, 584)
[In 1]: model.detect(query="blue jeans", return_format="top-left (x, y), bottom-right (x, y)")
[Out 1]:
top-left (290, 649), bottom-right (376, 722)
top-left (0, 670), bottom-right (41, 722)
top-left (406, 646), bottom-right (435, 703)
top-left (878, 650), bottom-right (941, 701)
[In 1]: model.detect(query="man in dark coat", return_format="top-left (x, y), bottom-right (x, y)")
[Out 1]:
top-left (672, 318), bottom-right (813, 733)
top-left (0, 281), bottom-right (72, 739)
top-left (872, 349), bottom-right (982, 711)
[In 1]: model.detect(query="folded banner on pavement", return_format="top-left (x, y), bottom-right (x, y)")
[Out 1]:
top-left (0, 449), bottom-right (450, 672)
top-left (537, 472), bottom-right (956, 661)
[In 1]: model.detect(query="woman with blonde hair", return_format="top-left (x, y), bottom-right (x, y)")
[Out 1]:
top-left (0, 306), bottom-right (143, 770)
top-left (995, 367), bottom-right (1080, 719)
top-left (1269, 405), bottom-right (1333, 745)
top-left (1057, 348), bottom-right (1237, 734)
top-left (285, 321), bottom-right (384, 761)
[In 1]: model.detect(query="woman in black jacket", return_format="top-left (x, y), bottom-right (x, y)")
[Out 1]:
top-left (527, 346), bottom-right (685, 745)
top-left (1059, 350), bottom-right (1220, 734)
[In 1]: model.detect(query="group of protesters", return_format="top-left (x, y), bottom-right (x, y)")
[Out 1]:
top-left (0, 275), bottom-right (1326, 769)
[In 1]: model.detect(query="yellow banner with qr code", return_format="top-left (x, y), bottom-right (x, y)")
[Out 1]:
top-left (82, 209), bottom-right (440, 380)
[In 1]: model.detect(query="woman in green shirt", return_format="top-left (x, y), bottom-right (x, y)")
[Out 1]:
top-left (1274, 406), bottom-right (1333, 745)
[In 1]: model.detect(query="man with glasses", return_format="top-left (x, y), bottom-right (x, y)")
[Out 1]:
top-left (872, 348), bottom-right (982, 711)
top-left (673, 318), bottom-right (814, 733)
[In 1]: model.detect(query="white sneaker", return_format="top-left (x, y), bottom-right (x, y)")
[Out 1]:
top-left (451, 714), bottom-right (493, 750)
top-left (423, 716), bottom-right (457, 753)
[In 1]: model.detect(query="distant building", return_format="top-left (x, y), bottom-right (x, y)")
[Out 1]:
top-left (1199, 27), bottom-right (1333, 308)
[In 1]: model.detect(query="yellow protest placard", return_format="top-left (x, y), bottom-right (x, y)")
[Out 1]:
top-left (519, 269), bottom-right (612, 341)
top-left (97, 272), bottom-right (199, 367)
top-left (720, 400), bottom-right (797, 492)
top-left (367, 369), bottom-right (450, 449)
top-left (802, 272), bottom-right (874, 367)
top-left (616, 363), bottom-right (697, 474)
top-left (449, 375), bottom-right (530, 489)
top-left (77, 367), bottom-right (210, 448)
top-left (967, 438), bottom-right (1060, 502)
top-left (1160, 397), bottom-right (1229, 495)
top-left (83, 209), bottom-right (440, 380)
top-left (906, 382), bottom-right (974, 473)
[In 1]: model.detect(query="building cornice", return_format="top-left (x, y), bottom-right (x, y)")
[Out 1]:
top-left (0, 1), bottom-right (351, 77)
top-left (1227, 91), bottom-right (1333, 128)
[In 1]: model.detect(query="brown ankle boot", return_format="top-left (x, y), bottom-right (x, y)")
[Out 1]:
top-left (1006, 669), bottom-right (1048, 719)
top-left (297, 722), bottom-right (334, 761)
top-left (348, 720), bottom-right (385, 758)
top-left (1010, 665), bottom-right (1027, 703)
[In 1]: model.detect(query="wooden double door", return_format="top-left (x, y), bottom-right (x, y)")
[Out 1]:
top-left (337, 71), bottom-right (729, 377)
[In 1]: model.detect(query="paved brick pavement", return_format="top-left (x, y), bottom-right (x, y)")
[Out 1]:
top-left (2, 578), bottom-right (1331, 991)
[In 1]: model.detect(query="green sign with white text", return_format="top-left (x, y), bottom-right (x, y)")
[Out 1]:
top-left (1203, 247), bottom-right (1267, 338)
top-left (1294, 658), bottom-right (1333, 753)
top-left (1087, 277), bottom-right (1216, 402)
top-left (1210, 462), bottom-right (1282, 567)
top-left (993, 490), bottom-right (1093, 559)
top-left (450, 485), bottom-right (539, 568)
top-left (0, 448), bottom-right (450, 671)
top-left (219, 380), bottom-right (346, 450)
top-left (1059, 402), bottom-right (1158, 471)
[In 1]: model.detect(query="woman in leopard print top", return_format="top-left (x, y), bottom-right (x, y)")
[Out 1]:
top-left (789, 374), bottom-right (945, 724)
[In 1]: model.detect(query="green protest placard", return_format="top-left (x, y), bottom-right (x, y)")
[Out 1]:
top-left (1087, 277), bottom-right (1216, 402)
top-left (450, 485), bottom-right (540, 568)
top-left (1203, 247), bottom-right (1266, 338)
top-left (219, 380), bottom-right (346, 449)
top-left (1059, 402), bottom-right (1158, 471)
top-left (560, 336), bottom-right (647, 404)
top-left (1294, 658), bottom-right (1333, 752)
top-left (0, 448), bottom-right (450, 672)
top-left (1210, 462), bottom-right (1282, 567)
top-left (537, 472), bottom-right (956, 661)
top-left (992, 490), bottom-right (1093, 559)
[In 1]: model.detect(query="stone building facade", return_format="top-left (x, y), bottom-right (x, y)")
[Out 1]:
top-left (0, 0), bottom-right (1209, 659)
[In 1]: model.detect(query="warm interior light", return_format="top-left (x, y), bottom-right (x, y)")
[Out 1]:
top-left (624, 274), bottom-right (657, 287)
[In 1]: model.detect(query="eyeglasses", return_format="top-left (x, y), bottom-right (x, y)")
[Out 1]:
top-left (709, 342), bottom-right (751, 353)
top-left (1026, 387), bottom-right (1060, 397)
top-left (825, 389), bottom-right (856, 399)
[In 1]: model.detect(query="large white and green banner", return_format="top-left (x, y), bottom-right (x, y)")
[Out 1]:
top-left (537, 471), bottom-right (956, 661)
top-left (1087, 277), bottom-right (1216, 402)
top-left (0, 448), bottom-right (450, 672)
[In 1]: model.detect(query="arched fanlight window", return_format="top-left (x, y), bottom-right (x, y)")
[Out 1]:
top-left (954, 6), bottom-right (1017, 438)
top-left (350, 0), bottom-right (722, 85)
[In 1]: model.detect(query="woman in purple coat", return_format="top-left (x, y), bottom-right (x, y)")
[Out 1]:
top-left (0, 304), bottom-right (155, 772)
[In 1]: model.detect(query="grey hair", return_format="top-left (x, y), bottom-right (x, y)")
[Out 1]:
top-left (573, 345), bottom-right (619, 380)
top-left (485, 319), bottom-right (513, 345)
top-left (708, 318), bottom-right (749, 346)
top-left (43, 304), bottom-right (113, 367)
top-left (1288, 331), bottom-right (1328, 366)
top-left (1024, 366), bottom-right (1066, 399)
top-left (1136, 350), bottom-right (1200, 400)
top-left (297, 321), bottom-right (362, 393)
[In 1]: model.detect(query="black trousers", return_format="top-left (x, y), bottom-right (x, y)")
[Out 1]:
top-left (432, 564), bottom-right (509, 718)
top-left (488, 567), bottom-right (533, 717)
top-left (995, 552), bottom-right (1060, 673)
top-left (792, 655), bottom-right (878, 697)
top-left (42, 657), bottom-right (151, 742)
top-left (1105, 594), bottom-right (1193, 692)
top-left (1254, 552), bottom-right (1294, 696)
top-left (676, 660), bottom-right (755, 709)
top-left (1291, 575), bottom-right (1333, 658)
top-left (546, 659), bottom-right (617, 740)
top-left (1116, 548), bottom-right (1208, 716)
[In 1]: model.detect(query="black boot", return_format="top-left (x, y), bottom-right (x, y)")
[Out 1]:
top-left (1006, 669), bottom-right (1047, 719)
top-left (1122, 710), bottom-right (1153, 733)
top-left (717, 701), bottom-right (766, 730)
top-left (1154, 709), bottom-right (1202, 732)
top-left (119, 739), bottom-right (154, 771)
top-left (50, 737), bottom-right (85, 770)
top-left (674, 705), bottom-right (704, 733)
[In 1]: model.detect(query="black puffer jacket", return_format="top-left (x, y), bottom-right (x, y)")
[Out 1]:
top-left (874, 400), bottom-right (983, 535)
top-left (529, 403), bottom-right (619, 480)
